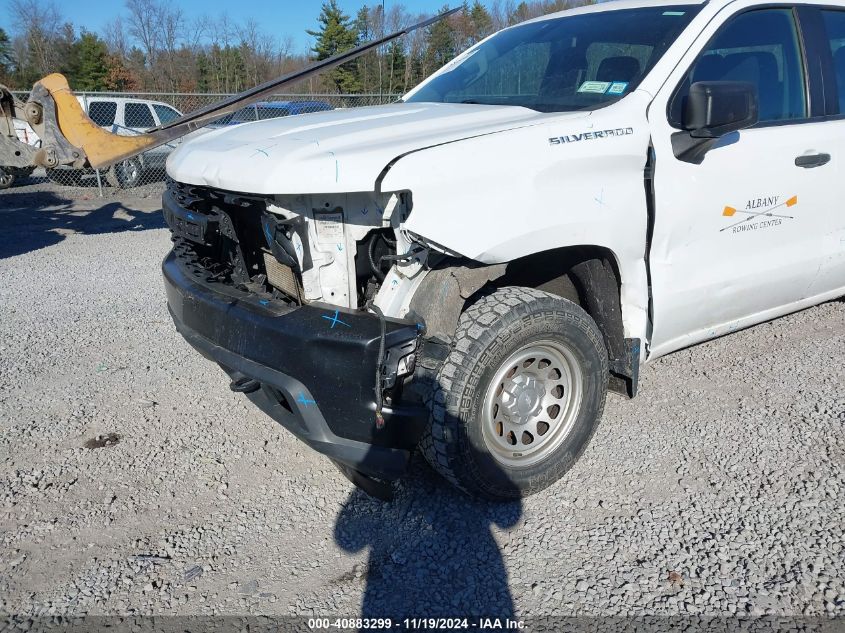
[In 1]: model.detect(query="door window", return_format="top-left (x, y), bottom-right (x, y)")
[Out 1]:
top-left (88, 101), bottom-right (117, 126)
top-left (821, 10), bottom-right (845, 113)
top-left (153, 104), bottom-right (181, 124)
top-left (124, 103), bottom-right (156, 128)
top-left (669, 9), bottom-right (807, 125)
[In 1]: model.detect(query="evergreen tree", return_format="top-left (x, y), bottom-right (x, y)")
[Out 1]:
top-left (53, 24), bottom-right (81, 86)
top-left (307, 0), bottom-right (360, 93)
top-left (385, 40), bottom-right (407, 94)
top-left (70, 32), bottom-right (110, 90)
top-left (196, 50), bottom-right (211, 92)
top-left (355, 6), bottom-right (374, 92)
top-left (510, 2), bottom-right (532, 25)
top-left (423, 5), bottom-right (457, 76)
top-left (0, 28), bottom-right (15, 82)
top-left (468, 1), bottom-right (493, 42)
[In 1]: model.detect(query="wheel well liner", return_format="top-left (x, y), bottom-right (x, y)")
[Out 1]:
top-left (410, 246), bottom-right (640, 396)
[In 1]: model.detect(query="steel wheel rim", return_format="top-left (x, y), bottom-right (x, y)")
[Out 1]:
top-left (481, 340), bottom-right (583, 467)
top-left (0, 171), bottom-right (13, 188)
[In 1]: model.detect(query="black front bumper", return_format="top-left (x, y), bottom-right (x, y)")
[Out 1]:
top-left (162, 250), bottom-right (428, 480)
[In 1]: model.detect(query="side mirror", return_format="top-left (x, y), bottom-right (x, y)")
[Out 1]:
top-left (683, 81), bottom-right (759, 138)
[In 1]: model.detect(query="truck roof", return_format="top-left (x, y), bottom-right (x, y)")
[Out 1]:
top-left (527, 0), bottom-right (708, 22)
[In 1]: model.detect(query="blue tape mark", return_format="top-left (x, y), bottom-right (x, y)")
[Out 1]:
top-left (259, 299), bottom-right (269, 306)
top-left (250, 143), bottom-right (278, 158)
top-left (187, 213), bottom-right (195, 220)
top-left (327, 151), bottom-right (338, 182)
top-left (337, 243), bottom-right (343, 252)
top-left (361, 207), bottom-right (369, 215)
top-left (321, 310), bottom-right (351, 329)
top-left (296, 393), bottom-right (316, 407)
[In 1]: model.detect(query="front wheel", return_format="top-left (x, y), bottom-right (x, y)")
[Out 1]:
top-left (420, 286), bottom-right (608, 500)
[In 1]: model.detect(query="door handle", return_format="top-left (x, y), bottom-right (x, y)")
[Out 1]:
top-left (795, 153), bottom-right (831, 168)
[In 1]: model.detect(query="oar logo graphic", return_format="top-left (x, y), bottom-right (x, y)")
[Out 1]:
top-left (720, 195), bottom-right (797, 232)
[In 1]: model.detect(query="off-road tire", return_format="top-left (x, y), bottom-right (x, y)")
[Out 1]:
top-left (420, 286), bottom-right (608, 500)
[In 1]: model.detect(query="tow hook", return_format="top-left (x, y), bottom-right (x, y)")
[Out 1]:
top-left (230, 376), bottom-right (261, 394)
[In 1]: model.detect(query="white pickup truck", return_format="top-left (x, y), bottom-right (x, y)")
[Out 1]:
top-left (162, 0), bottom-right (845, 500)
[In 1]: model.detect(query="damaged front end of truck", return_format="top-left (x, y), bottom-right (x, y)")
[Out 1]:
top-left (159, 0), bottom-right (676, 498)
top-left (161, 181), bottom-right (443, 496)
top-left (158, 81), bottom-right (565, 495)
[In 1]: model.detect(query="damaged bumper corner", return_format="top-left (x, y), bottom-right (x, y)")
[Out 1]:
top-left (162, 250), bottom-right (428, 481)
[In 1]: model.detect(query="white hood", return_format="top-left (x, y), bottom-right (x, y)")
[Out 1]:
top-left (166, 102), bottom-right (567, 194)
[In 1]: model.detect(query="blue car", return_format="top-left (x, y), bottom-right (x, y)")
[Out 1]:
top-left (219, 101), bottom-right (334, 126)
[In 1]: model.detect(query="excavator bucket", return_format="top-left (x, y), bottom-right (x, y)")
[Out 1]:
top-left (0, 7), bottom-right (460, 172)
top-left (33, 74), bottom-right (160, 169)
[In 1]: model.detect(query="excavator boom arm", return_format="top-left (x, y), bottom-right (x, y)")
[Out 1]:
top-left (0, 8), bottom-right (459, 171)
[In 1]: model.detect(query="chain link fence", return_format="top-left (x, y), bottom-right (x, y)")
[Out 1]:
top-left (5, 91), bottom-right (401, 195)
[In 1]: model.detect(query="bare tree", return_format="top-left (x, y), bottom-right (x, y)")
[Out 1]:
top-left (104, 16), bottom-right (128, 57)
top-left (9, 0), bottom-right (63, 78)
top-left (237, 18), bottom-right (269, 88)
top-left (124, 0), bottom-right (162, 67)
top-left (160, 6), bottom-right (185, 90)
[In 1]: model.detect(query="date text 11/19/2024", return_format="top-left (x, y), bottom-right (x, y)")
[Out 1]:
top-left (307, 617), bottom-right (526, 630)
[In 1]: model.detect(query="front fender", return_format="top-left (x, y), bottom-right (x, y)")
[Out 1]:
top-left (380, 92), bottom-right (654, 343)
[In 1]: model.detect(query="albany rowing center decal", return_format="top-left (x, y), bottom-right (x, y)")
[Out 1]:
top-left (720, 195), bottom-right (798, 234)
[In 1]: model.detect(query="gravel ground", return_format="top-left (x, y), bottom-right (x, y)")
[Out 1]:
top-left (1, 182), bottom-right (844, 623)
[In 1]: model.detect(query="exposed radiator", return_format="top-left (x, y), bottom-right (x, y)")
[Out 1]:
top-left (263, 252), bottom-right (302, 301)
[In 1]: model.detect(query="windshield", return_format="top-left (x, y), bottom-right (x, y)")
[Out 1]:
top-left (406, 6), bottom-right (700, 112)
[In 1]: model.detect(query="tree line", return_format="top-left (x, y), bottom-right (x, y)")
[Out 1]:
top-left (1, 0), bottom-right (591, 95)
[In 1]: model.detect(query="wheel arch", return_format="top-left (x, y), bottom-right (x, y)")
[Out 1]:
top-left (410, 244), bottom-right (641, 396)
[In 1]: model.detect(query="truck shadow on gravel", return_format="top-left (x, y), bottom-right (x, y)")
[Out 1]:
top-left (0, 192), bottom-right (164, 260)
top-left (334, 454), bottom-right (522, 620)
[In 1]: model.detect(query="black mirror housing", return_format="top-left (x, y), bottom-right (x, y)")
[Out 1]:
top-left (683, 81), bottom-right (759, 138)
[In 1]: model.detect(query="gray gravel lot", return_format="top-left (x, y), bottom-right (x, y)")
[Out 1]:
top-left (1, 181), bottom-right (844, 622)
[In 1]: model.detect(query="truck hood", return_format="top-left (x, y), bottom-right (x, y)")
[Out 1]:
top-left (166, 102), bottom-right (586, 194)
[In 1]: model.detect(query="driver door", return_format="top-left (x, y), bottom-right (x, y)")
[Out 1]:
top-left (646, 4), bottom-right (832, 356)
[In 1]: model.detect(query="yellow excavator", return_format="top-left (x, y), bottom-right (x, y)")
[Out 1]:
top-left (0, 9), bottom-right (456, 187)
